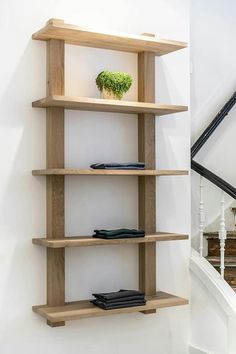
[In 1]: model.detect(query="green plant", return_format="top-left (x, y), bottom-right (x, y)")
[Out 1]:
top-left (96, 71), bottom-right (132, 99)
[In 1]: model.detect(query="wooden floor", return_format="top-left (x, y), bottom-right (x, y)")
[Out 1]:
top-left (32, 232), bottom-right (188, 248)
top-left (33, 291), bottom-right (188, 322)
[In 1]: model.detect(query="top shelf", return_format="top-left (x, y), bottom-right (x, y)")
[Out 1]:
top-left (32, 18), bottom-right (187, 56)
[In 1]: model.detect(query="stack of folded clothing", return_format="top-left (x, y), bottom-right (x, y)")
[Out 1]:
top-left (91, 289), bottom-right (146, 310)
top-left (93, 228), bottom-right (145, 239)
top-left (90, 162), bottom-right (145, 170)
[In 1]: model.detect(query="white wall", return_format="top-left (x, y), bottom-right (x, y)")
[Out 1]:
top-left (0, 1), bottom-right (190, 353)
top-left (191, 0), bottom-right (236, 242)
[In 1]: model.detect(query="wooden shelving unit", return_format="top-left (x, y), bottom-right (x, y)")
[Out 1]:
top-left (32, 18), bottom-right (189, 327)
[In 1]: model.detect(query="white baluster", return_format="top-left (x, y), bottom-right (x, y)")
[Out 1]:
top-left (219, 191), bottom-right (227, 278)
top-left (199, 176), bottom-right (205, 257)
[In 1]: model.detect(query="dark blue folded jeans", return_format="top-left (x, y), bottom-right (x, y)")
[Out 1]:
top-left (93, 228), bottom-right (145, 239)
top-left (90, 162), bottom-right (145, 170)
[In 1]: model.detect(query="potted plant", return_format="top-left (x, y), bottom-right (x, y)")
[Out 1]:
top-left (96, 71), bottom-right (132, 100)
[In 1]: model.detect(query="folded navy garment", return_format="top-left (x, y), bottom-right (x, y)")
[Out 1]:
top-left (94, 295), bottom-right (145, 304)
top-left (91, 299), bottom-right (146, 310)
top-left (93, 228), bottom-right (145, 239)
top-left (92, 289), bottom-right (145, 301)
top-left (93, 233), bottom-right (145, 239)
top-left (94, 229), bottom-right (145, 236)
top-left (90, 162), bottom-right (145, 170)
top-left (91, 289), bottom-right (146, 310)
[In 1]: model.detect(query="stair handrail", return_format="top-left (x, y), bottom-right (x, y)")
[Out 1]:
top-left (191, 160), bottom-right (236, 200)
top-left (191, 91), bottom-right (236, 159)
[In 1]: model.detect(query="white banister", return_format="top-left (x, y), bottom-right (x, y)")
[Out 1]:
top-left (199, 175), bottom-right (205, 257)
top-left (219, 191), bottom-right (227, 278)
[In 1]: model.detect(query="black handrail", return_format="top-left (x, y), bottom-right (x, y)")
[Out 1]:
top-left (191, 91), bottom-right (236, 159)
top-left (191, 160), bottom-right (236, 199)
top-left (191, 90), bottom-right (236, 199)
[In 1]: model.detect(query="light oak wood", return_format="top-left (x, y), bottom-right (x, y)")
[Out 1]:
top-left (32, 19), bottom-right (187, 56)
top-left (32, 169), bottom-right (188, 176)
top-left (138, 48), bottom-right (156, 314)
top-left (46, 39), bottom-right (65, 327)
top-left (32, 233), bottom-right (188, 248)
top-left (32, 291), bottom-right (188, 322)
top-left (32, 95), bottom-right (188, 115)
top-left (32, 23), bottom-right (189, 326)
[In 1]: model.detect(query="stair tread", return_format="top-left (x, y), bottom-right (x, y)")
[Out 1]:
top-left (207, 256), bottom-right (236, 266)
top-left (207, 256), bottom-right (236, 261)
top-left (204, 231), bottom-right (236, 239)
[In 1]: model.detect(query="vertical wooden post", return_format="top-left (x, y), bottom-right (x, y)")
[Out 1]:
top-left (138, 46), bottom-right (156, 314)
top-left (46, 34), bottom-right (65, 327)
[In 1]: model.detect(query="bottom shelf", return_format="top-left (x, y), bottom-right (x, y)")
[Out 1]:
top-left (33, 291), bottom-right (188, 323)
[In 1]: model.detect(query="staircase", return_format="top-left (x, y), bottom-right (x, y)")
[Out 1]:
top-left (205, 214), bottom-right (236, 291)
top-left (192, 91), bottom-right (236, 288)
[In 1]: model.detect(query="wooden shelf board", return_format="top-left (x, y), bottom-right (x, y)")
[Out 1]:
top-left (32, 232), bottom-right (188, 248)
top-left (32, 168), bottom-right (188, 176)
top-left (32, 19), bottom-right (187, 56)
top-left (33, 291), bottom-right (188, 322)
top-left (32, 95), bottom-right (188, 115)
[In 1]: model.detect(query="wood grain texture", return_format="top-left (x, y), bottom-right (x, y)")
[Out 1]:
top-left (32, 95), bottom-right (188, 115)
top-left (32, 232), bottom-right (189, 248)
top-left (138, 49), bottom-right (156, 314)
top-left (32, 168), bottom-right (188, 176)
top-left (46, 108), bottom-right (64, 168)
top-left (46, 176), bottom-right (64, 237)
top-left (207, 259), bottom-right (236, 287)
top-left (32, 19), bottom-right (187, 56)
top-left (206, 233), bottom-right (236, 290)
top-left (207, 256), bottom-right (236, 266)
top-left (205, 231), bottom-right (236, 239)
top-left (32, 291), bottom-right (188, 322)
top-left (46, 39), bottom-right (65, 327)
top-left (220, 268), bottom-right (236, 287)
top-left (208, 239), bottom-right (236, 257)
